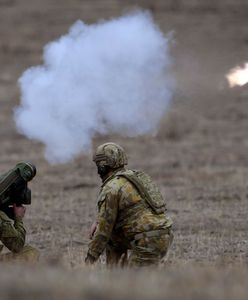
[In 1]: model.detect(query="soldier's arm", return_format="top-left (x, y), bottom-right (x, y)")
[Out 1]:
top-left (0, 211), bottom-right (26, 253)
top-left (86, 191), bottom-right (118, 263)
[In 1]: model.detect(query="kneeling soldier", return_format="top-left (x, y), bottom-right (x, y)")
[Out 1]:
top-left (85, 143), bottom-right (173, 267)
top-left (0, 162), bottom-right (39, 262)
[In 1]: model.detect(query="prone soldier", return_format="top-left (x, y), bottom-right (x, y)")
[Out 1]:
top-left (85, 143), bottom-right (173, 267)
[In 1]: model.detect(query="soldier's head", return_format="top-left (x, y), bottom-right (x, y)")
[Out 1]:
top-left (93, 142), bottom-right (128, 180)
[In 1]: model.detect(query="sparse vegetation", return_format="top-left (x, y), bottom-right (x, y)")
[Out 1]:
top-left (0, 0), bottom-right (248, 299)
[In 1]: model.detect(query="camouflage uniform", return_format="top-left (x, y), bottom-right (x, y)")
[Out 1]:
top-left (0, 210), bottom-right (39, 262)
top-left (87, 168), bottom-right (173, 267)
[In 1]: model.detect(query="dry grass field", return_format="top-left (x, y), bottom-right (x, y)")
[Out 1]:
top-left (0, 0), bottom-right (248, 299)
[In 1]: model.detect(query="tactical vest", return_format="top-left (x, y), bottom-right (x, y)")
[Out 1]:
top-left (116, 169), bottom-right (166, 214)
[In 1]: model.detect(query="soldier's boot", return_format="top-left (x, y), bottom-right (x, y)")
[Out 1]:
top-left (0, 245), bottom-right (40, 263)
top-left (129, 229), bottom-right (173, 267)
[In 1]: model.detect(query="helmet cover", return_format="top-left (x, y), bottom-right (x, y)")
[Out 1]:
top-left (93, 142), bottom-right (128, 169)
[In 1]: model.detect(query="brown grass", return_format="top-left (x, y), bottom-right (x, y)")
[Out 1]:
top-left (0, 264), bottom-right (248, 300)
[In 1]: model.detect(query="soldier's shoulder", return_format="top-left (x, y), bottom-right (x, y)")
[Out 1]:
top-left (103, 175), bottom-right (126, 192)
top-left (0, 210), bottom-right (11, 222)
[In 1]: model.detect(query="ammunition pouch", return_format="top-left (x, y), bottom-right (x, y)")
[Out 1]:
top-left (130, 228), bottom-right (171, 247)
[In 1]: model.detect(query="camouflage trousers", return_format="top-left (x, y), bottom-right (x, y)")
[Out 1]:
top-left (106, 229), bottom-right (173, 267)
top-left (0, 245), bottom-right (40, 263)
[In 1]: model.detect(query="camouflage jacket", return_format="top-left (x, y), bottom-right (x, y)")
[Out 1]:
top-left (87, 168), bottom-right (172, 260)
top-left (0, 210), bottom-right (26, 253)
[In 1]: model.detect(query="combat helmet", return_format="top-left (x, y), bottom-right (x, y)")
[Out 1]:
top-left (93, 142), bottom-right (128, 169)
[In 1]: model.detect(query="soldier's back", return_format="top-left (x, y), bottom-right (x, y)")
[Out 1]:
top-left (105, 169), bottom-right (172, 240)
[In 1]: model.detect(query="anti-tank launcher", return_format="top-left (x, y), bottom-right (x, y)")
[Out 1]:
top-left (0, 162), bottom-right (36, 219)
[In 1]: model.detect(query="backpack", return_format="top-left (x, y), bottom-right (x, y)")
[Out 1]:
top-left (116, 169), bottom-right (166, 214)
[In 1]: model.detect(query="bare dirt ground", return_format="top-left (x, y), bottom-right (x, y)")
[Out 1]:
top-left (0, 0), bottom-right (248, 299)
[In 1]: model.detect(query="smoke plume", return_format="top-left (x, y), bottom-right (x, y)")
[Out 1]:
top-left (15, 11), bottom-right (173, 164)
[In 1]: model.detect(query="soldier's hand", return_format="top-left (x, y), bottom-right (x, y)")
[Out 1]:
top-left (89, 221), bottom-right (98, 239)
top-left (13, 204), bottom-right (26, 220)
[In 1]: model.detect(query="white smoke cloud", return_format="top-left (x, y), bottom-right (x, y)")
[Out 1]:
top-left (15, 11), bottom-right (173, 164)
